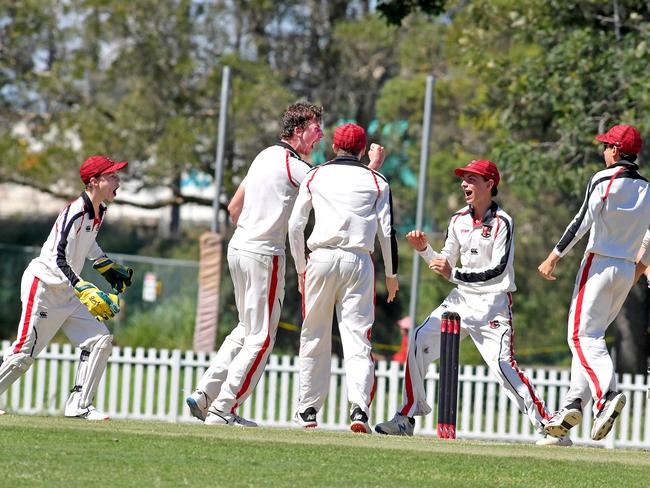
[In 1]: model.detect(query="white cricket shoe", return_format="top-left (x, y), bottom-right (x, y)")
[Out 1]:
top-left (0, 409), bottom-right (6, 416)
top-left (536, 434), bottom-right (573, 447)
top-left (544, 407), bottom-right (582, 438)
top-left (204, 407), bottom-right (258, 427)
top-left (350, 404), bottom-right (371, 434)
top-left (375, 413), bottom-right (415, 436)
top-left (186, 389), bottom-right (210, 421)
top-left (293, 407), bottom-right (318, 428)
top-left (591, 391), bottom-right (626, 441)
top-left (64, 390), bottom-right (110, 420)
top-left (65, 405), bottom-right (110, 420)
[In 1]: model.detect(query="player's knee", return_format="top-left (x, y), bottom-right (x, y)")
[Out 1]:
top-left (79, 333), bottom-right (113, 353)
top-left (97, 334), bottom-right (113, 351)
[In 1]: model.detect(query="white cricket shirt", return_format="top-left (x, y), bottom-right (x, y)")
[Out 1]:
top-left (229, 142), bottom-right (312, 256)
top-left (288, 155), bottom-right (398, 276)
top-left (419, 202), bottom-right (516, 294)
top-left (26, 192), bottom-right (106, 288)
top-left (553, 161), bottom-right (650, 264)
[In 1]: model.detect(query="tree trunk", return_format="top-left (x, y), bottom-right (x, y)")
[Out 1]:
top-left (614, 281), bottom-right (650, 374)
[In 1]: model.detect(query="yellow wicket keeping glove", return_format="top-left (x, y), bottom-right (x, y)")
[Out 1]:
top-left (74, 281), bottom-right (120, 321)
top-left (93, 256), bottom-right (134, 294)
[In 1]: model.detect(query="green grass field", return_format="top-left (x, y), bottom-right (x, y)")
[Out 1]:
top-left (1, 415), bottom-right (648, 487)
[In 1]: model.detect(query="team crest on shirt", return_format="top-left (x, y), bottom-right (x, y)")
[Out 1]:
top-left (481, 225), bottom-right (492, 238)
top-left (489, 320), bottom-right (500, 329)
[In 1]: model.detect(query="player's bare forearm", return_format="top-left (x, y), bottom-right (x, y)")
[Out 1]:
top-left (538, 251), bottom-right (561, 281)
top-left (386, 275), bottom-right (399, 303)
top-left (634, 261), bottom-right (648, 284)
top-left (228, 184), bottom-right (245, 225)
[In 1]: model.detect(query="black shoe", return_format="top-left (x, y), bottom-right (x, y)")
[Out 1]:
top-left (350, 404), bottom-right (371, 434)
top-left (294, 407), bottom-right (318, 428)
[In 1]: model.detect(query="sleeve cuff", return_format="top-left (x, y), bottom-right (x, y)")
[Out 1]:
top-left (417, 244), bottom-right (437, 263)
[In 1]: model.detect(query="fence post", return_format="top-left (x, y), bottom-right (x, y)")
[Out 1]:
top-left (169, 349), bottom-right (182, 422)
top-left (387, 360), bottom-right (400, 419)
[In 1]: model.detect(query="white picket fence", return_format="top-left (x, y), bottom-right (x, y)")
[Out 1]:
top-left (1, 340), bottom-right (649, 449)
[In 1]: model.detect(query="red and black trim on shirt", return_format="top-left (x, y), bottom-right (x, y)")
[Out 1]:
top-left (276, 141), bottom-right (311, 188)
top-left (556, 161), bottom-right (647, 254)
top-left (55, 192), bottom-right (105, 287)
top-left (453, 202), bottom-right (513, 283)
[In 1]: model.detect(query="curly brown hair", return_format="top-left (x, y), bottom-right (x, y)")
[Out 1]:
top-left (280, 102), bottom-right (323, 139)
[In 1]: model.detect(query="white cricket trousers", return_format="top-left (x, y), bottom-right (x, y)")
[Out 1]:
top-left (197, 247), bottom-right (284, 413)
top-left (563, 253), bottom-right (636, 414)
top-left (1, 270), bottom-right (110, 398)
top-left (297, 248), bottom-right (376, 417)
top-left (399, 288), bottom-right (550, 431)
top-left (2, 270), bottom-right (109, 362)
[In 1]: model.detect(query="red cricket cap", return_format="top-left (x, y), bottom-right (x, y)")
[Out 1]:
top-left (333, 123), bottom-right (367, 153)
top-left (595, 124), bottom-right (643, 155)
top-left (79, 155), bottom-right (128, 184)
top-left (454, 159), bottom-right (500, 188)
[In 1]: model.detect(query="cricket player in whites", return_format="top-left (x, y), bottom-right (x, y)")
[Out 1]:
top-left (288, 123), bottom-right (399, 433)
top-left (186, 105), bottom-right (387, 426)
top-left (539, 124), bottom-right (650, 442)
top-left (375, 160), bottom-right (568, 446)
top-left (184, 102), bottom-right (325, 426)
top-left (0, 155), bottom-right (132, 420)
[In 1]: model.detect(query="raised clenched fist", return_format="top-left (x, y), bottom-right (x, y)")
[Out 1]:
top-left (368, 143), bottom-right (385, 171)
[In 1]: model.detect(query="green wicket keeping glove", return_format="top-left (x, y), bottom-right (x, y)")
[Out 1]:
top-left (93, 256), bottom-right (134, 294)
top-left (74, 281), bottom-right (120, 321)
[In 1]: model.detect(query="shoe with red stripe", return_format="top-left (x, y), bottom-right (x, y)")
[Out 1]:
top-left (350, 405), bottom-right (371, 434)
top-left (293, 407), bottom-right (318, 428)
top-left (591, 391), bottom-right (626, 441)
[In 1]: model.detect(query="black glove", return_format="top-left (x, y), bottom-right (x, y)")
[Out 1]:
top-left (93, 256), bottom-right (134, 293)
